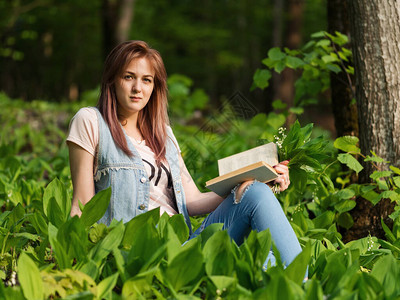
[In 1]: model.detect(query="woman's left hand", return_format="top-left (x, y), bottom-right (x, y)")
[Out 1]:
top-left (273, 160), bottom-right (290, 192)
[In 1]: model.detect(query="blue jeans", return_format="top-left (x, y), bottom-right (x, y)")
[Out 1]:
top-left (190, 181), bottom-right (303, 271)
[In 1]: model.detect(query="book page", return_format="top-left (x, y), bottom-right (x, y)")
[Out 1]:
top-left (217, 142), bottom-right (279, 176)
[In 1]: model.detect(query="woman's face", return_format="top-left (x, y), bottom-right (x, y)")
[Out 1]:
top-left (115, 57), bottom-right (155, 119)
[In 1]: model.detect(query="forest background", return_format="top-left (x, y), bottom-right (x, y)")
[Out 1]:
top-left (0, 0), bottom-right (400, 299)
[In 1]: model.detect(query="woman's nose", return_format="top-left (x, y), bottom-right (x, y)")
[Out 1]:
top-left (132, 80), bottom-right (141, 92)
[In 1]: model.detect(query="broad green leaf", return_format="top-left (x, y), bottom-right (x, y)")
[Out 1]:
top-left (285, 242), bottom-right (311, 284)
top-left (313, 211), bottom-right (335, 229)
top-left (96, 273), bottom-right (119, 300)
top-left (253, 69), bottom-right (271, 89)
top-left (275, 60), bottom-right (286, 73)
top-left (58, 216), bottom-right (88, 262)
top-left (336, 188), bottom-right (355, 200)
top-left (338, 153), bottom-right (363, 174)
top-left (47, 197), bottom-right (65, 228)
top-left (286, 56), bottom-right (304, 69)
top-left (334, 136), bottom-right (360, 153)
top-left (365, 155), bottom-right (388, 163)
top-left (380, 190), bottom-right (400, 201)
top-left (198, 223), bottom-right (224, 248)
top-left (80, 187), bottom-right (111, 228)
top-left (48, 223), bottom-right (71, 269)
top-left (390, 165), bottom-right (400, 175)
top-left (371, 254), bottom-right (399, 299)
top-left (362, 190), bottom-right (382, 205)
top-left (122, 208), bottom-right (160, 248)
top-left (168, 214), bottom-right (189, 243)
top-left (126, 223), bottom-right (165, 276)
top-left (334, 200), bottom-right (356, 213)
top-left (5, 203), bottom-right (25, 231)
top-left (90, 221), bottom-right (124, 264)
top-left (165, 242), bottom-right (204, 291)
top-left (210, 275), bottom-right (237, 291)
top-left (203, 230), bottom-right (235, 276)
top-left (337, 212), bottom-right (354, 229)
top-left (289, 106), bottom-right (304, 115)
top-left (268, 47), bottom-right (286, 61)
top-left (28, 212), bottom-right (48, 236)
top-left (79, 259), bottom-right (99, 280)
top-left (370, 170), bottom-right (393, 180)
top-left (17, 252), bottom-right (43, 300)
top-left (393, 176), bottom-right (400, 188)
top-left (43, 178), bottom-right (70, 220)
top-left (304, 278), bottom-right (324, 300)
top-left (381, 219), bottom-right (396, 243)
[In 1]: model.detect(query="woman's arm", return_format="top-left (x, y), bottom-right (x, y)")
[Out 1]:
top-left (68, 142), bottom-right (95, 217)
top-left (178, 155), bottom-right (225, 216)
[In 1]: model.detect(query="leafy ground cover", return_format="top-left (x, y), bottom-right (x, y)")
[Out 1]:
top-left (0, 85), bottom-right (400, 299)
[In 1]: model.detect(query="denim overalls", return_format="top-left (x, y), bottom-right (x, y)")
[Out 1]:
top-left (92, 108), bottom-right (192, 234)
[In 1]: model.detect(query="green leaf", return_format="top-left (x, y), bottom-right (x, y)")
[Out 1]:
top-left (381, 219), bottom-right (396, 243)
top-left (96, 273), bottom-right (119, 300)
top-left (393, 177), bottom-right (400, 188)
top-left (333, 136), bottom-right (360, 153)
top-left (362, 190), bottom-right (382, 205)
top-left (17, 252), bottom-right (43, 300)
top-left (210, 275), bottom-right (237, 291)
top-left (80, 187), bottom-right (111, 228)
top-left (338, 153), bottom-right (363, 174)
top-left (286, 56), bottom-right (304, 69)
top-left (380, 190), bottom-right (400, 201)
top-left (275, 60), bottom-right (286, 73)
top-left (90, 221), bottom-right (124, 264)
top-left (371, 254), bottom-right (399, 299)
top-left (336, 188), bottom-right (356, 200)
top-left (253, 69), bottom-right (272, 89)
top-left (288, 107), bottom-right (304, 115)
top-left (268, 47), bottom-right (286, 61)
top-left (337, 212), bottom-right (354, 229)
top-left (47, 197), bottom-right (65, 228)
top-left (28, 212), bottom-right (48, 236)
top-left (203, 230), bottom-right (235, 276)
top-left (334, 200), bottom-right (356, 213)
top-left (390, 165), bottom-right (400, 175)
top-left (272, 99), bottom-right (287, 110)
top-left (370, 171), bottom-right (393, 180)
top-left (165, 241), bottom-right (204, 291)
top-left (304, 278), bottom-right (324, 300)
top-left (122, 208), bottom-right (160, 248)
top-left (285, 242), bottom-right (311, 284)
top-left (168, 214), bottom-right (189, 243)
top-left (43, 178), bottom-right (70, 220)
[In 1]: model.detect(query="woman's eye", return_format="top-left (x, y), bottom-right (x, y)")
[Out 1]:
top-left (124, 75), bottom-right (132, 80)
top-left (143, 78), bottom-right (152, 83)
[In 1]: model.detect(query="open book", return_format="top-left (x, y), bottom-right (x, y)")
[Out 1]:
top-left (205, 142), bottom-right (279, 196)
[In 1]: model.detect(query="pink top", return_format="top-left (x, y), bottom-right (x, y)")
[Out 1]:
top-left (66, 107), bottom-right (180, 216)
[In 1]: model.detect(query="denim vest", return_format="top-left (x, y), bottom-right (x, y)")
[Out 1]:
top-left (93, 108), bottom-right (192, 234)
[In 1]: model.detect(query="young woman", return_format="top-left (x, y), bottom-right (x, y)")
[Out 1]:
top-left (67, 40), bottom-right (303, 271)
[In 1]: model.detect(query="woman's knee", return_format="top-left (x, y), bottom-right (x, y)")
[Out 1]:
top-left (233, 180), bottom-right (274, 204)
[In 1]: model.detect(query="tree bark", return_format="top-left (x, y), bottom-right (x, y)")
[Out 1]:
top-left (348, 0), bottom-right (400, 181)
top-left (343, 0), bottom-right (400, 242)
top-left (273, 0), bottom-right (304, 120)
top-left (327, 0), bottom-right (358, 138)
top-left (102, 0), bottom-right (135, 59)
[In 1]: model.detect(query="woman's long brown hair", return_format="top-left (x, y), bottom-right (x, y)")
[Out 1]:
top-left (97, 41), bottom-right (169, 164)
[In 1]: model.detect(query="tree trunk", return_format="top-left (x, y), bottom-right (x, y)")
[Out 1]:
top-left (349, 0), bottom-right (400, 181)
top-left (274, 0), bottom-right (304, 123)
top-left (327, 0), bottom-right (358, 138)
top-left (102, 0), bottom-right (135, 59)
top-left (343, 0), bottom-right (400, 242)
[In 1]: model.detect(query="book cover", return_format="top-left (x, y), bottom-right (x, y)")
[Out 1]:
top-left (206, 143), bottom-right (279, 196)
